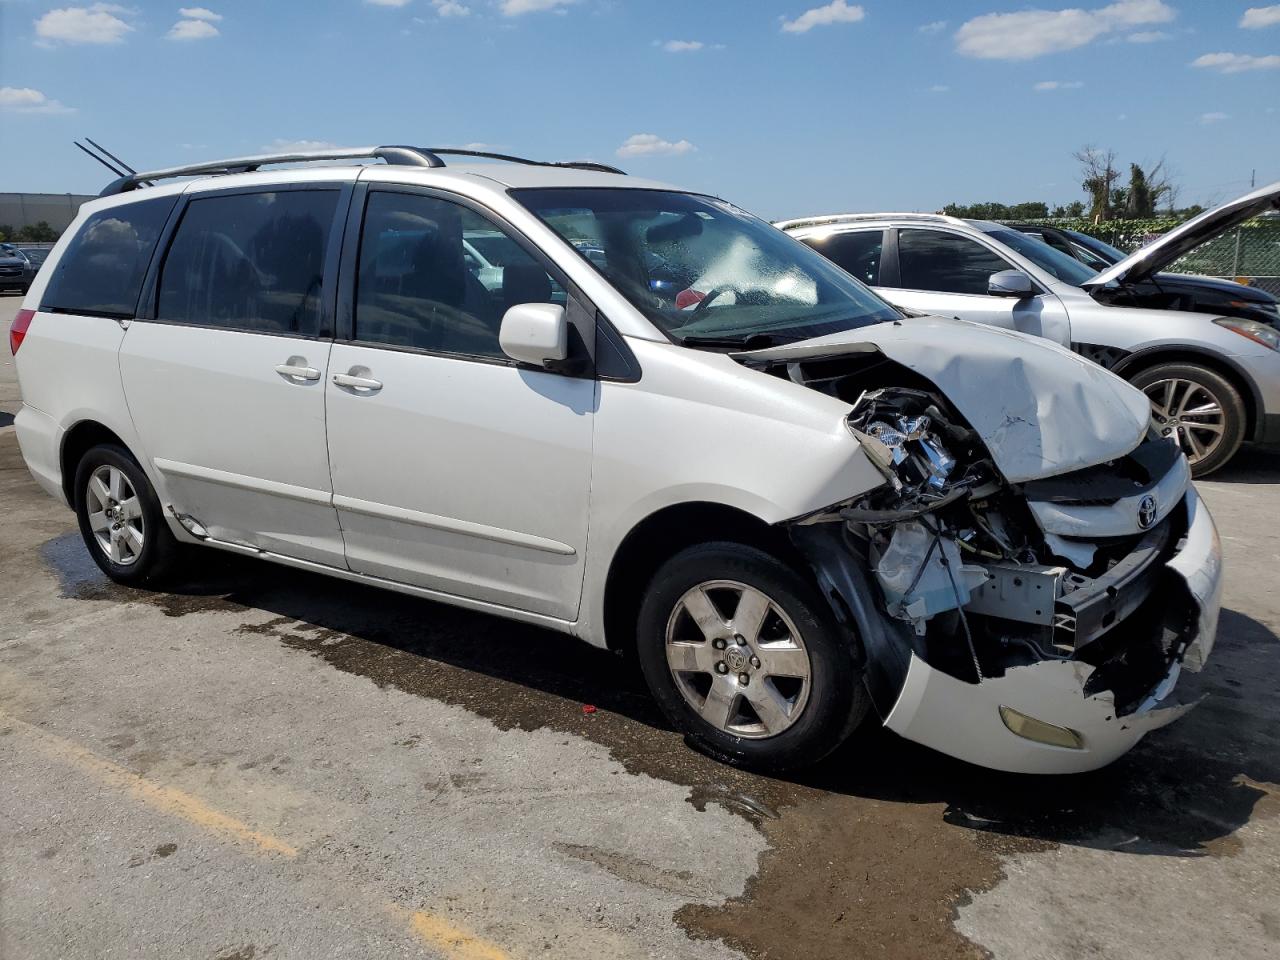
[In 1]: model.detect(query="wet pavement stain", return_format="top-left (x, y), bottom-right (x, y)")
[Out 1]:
top-left (39, 534), bottom-right (1280, 960)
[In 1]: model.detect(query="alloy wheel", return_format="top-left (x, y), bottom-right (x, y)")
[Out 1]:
top-left (1143, 377), bottom-right (1228, 467)
top-left (664, 579), bottom-right (812, 739)
top-left (85, 464), bottom-right (146, 566)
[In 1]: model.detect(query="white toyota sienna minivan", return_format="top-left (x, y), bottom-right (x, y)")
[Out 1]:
top-left (11, 146), bottom-right (1223, 774)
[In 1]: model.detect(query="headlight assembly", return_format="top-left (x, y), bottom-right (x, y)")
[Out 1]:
top-left (1214, 317), bottom-right (1280, 352)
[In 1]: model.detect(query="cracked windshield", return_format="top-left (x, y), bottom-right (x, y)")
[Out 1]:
top-left (515, 187), bottom-right (900, 348)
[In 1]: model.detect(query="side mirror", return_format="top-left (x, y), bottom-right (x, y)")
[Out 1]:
top-left (988, 270), bottom-right (1035, 298)
top-left (499, 302), bottom-right (569, 368)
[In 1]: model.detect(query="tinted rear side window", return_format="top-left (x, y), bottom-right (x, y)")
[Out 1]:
top-left (158, 190), bottom-right (339, 335)
top-left (41, 196), bottom-right (177, 318)
top-left (802, 230), bottom-right (883, 286)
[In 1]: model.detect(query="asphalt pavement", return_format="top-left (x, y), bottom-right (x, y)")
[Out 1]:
top-left (2, 295), bottom-right (1278, 960)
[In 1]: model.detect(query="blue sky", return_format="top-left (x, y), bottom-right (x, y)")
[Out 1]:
top-left (1, 0), bottom-right (1277, 219)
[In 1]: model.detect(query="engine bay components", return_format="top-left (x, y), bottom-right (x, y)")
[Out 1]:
top-left (874, 520), bottom-right (989, 633)
top-left (964, 561), bottom-right (1065, 627)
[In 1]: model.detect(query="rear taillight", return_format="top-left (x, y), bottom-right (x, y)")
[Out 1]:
top-left (9, 308), bottom-right (34, 355)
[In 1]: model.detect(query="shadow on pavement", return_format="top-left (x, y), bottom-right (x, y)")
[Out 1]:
top-left (43, 531), bottom-right (1280, 859)
top-left (1207, 445), bottom-right (1280, 484)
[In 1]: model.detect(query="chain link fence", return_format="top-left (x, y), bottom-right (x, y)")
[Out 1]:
top-left (1020, 214), bottom-right (1280, 296)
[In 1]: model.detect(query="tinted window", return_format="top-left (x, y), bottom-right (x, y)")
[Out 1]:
top-left (896, 228), bottom-right (1012, 295)
top-left (802, 230), bottom-right (883, 285)
top-left (42, 196), bottom-right (177, 318)
top-left (514, 188), bottom-right (899, 348)
top-left (158, 190), bottom-right (338, 334)
top-left (986, 229), bottom-right (1098, 286)
top-left (355, 191), bottom-right (563, 359)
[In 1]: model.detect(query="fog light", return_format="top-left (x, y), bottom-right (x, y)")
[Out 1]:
top-left (999, 705), bottom-right (1085, 750)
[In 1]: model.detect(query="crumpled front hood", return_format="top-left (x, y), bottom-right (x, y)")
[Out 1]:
top-left (741, 316), bottom-right (1152, 483)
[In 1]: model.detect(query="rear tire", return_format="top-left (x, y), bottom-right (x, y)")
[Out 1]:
top-left (73, 444), bottom-right (183, 587)
top-left (1128, 362), bottom-right (1246, 478)
top-left (636, 541), bottom-right (869, 772)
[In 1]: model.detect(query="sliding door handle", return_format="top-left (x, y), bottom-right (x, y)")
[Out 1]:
top-left (333, 372), bottom-right (383, 391)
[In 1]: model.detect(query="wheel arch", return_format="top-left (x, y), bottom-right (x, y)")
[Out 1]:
top-left (60, 420), bottom-right (132, 505)
top-left (1113, 346), bottom-right (1262, 441)
top-left (601, 501), bottom-right (802, 656)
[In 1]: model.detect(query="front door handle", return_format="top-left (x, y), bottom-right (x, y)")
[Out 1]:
top-left (275, 358), bottom-right (322, 381)
top-left (333, 371), bottom-right (383, 391)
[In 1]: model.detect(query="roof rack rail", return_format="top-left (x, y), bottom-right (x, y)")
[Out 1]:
top-left (774, 212), bottom-right (966, 231)
top-left (98, 145), bottom-right (440, 196)
top-left (421, 147), bottom-right (627, 176)
top-left (96, 143), bottom-right (627, 197)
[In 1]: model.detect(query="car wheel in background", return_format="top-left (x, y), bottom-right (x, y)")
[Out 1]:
top-left (1129, 362), bottom-right (1246, 478)
top-left (73, 444), bottom-right (183, 587)
top-left (636, 541), bottom-right (869, 772)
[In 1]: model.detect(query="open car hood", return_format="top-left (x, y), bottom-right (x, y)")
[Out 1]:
top-left (1085, 180), bottom-right (1280, 289)
top-left (740, 317), bottom-right (1151, 483)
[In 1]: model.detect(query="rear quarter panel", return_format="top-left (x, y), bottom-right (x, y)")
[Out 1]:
top-left (14, 313), bottom-right (145, 501)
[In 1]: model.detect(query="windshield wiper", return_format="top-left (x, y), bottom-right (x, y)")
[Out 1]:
top-left (678, 332), bottom-right (802, 350)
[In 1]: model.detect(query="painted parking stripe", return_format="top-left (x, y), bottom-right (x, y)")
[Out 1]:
top-left (2, 707), bottom-right (516, 959)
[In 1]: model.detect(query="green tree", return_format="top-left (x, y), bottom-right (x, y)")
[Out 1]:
top-left (1075, 145), bottom-right (1119, 220)
top-left (941, 201), bottom-right (1048, 220)
top-left (16, 221), bottom-right (58, 242)
top-left (1124, 163), bottom-right (1152, 217)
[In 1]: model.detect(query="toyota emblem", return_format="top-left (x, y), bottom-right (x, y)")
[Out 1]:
top-left (1137, 494), bottom-right (1158, 530)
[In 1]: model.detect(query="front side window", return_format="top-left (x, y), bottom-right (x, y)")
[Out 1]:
top-left (513, 188), bottom-right (899, 348)
top-left (158, 190), bottom-right (339, 335)
top-left (42, 195), bottom-right (177, 318)
top-left (895, 228), bottom-right (1014, 296)
top-left (354, 191), bottom-right (563, 359)
top-left (801, 230), bottom-right (884, 286)
top-left (985, 229), bottom-right (1099, 286)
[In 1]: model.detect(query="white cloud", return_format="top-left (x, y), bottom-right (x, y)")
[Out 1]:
top-left (500, 0), bottom-right (576, 15)
top-left (35, 4), bottom-right (135, 45)
top-left (1126, 30), bottom-right (1169, 42)
top-left (178, 6), bottom-right (221, 20)
top-left (168, 17), bottom-right (219, 40)
top-left (928, 83), bottom-right (950, 92)
top-left (663, 39), bottom-right (704, 52)
top-left (1192, 51), bottom-right (1280, 72)
top-left (1034, 79), bottom-right (1085, 90)
top-left (432, 0), bottom-right (470, 15)
top-left (366, 0), bottom-right (412, 6)
top-left (781, 1), bottom-right (865, 34)
top-left (955, 0), bottom-right (1175, 60)
top-left (0, 86), bottom-right (75, 114)
top-left (1200, 111), bottom-right (1230, 123)
top-left (261, 139), bottom-right (339, 153)
top-left (918, 20), bottom-right (947, 34)
top-left (1241, 5), bottom-right (1280, 29)
top-left (616, 134), bottom-right (695, 158)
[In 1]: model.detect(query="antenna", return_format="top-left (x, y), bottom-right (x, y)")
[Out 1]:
top-left (74, 140), bottom-right (127, 178)
top-left (85, 137), bottom-right (138, 175)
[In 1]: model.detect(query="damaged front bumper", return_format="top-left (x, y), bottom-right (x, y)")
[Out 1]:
top-left (882, 487), bottom-right (1221, 774)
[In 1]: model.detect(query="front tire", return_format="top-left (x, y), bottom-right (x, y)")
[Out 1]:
top-left (637, 542), bottom-right (869, 772)
top-left (73, 444), bottom-right (182, 587)
top-left (1128, 362), bottom-right (1246, 478)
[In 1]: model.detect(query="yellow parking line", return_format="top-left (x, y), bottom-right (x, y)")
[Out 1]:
top-left (3, 706), bottom-right (516, 959)
top-left (401, 909), bottom-right (513, 960)
top-left (1, 709), bottom-right (297, 857)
